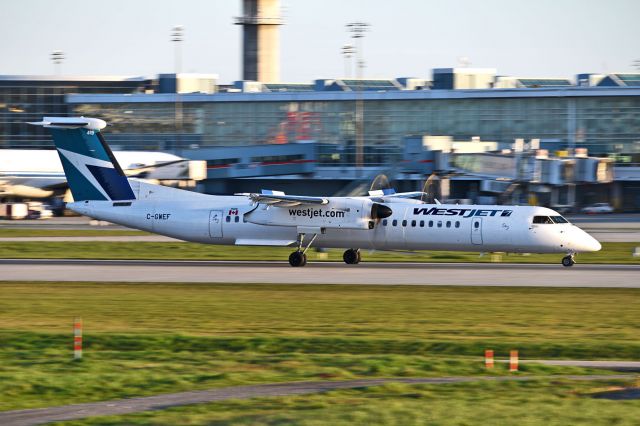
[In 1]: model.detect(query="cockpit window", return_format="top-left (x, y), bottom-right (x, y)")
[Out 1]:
top-left (532, 216), bottom-right (554, 224)
top-left (533, 215), bottom-right (569, 224)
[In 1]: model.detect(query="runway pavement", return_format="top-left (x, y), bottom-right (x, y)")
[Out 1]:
top-left (2, 259), bottom-right (639, 287)
top-left (0, 374), bottom-right (634, 426)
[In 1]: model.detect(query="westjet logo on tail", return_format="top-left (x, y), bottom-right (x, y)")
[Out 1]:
top-left (413, 207), bottom-right (513, 218)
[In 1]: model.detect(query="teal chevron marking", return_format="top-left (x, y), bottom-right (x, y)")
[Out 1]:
top-left (58, 153), bottom-right (108, 201)
top-left (49, 128), bottom-right (111, 162)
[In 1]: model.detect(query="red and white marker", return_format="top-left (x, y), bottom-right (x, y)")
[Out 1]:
top-left (509, 350), bottom-right (519, 372)
top-left (485, 349), bottom-right (494, 369)
top-left (73, 318), bottom-right (83, 360)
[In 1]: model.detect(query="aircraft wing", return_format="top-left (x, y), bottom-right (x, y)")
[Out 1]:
top-left (367, 191), bottom-right (441, 204)
top-left (373, 191), bottom-right (424, 199)
top-left (249, 193), bottom-right (329, 207)
top-left (368, 190), bottom-right (425, 200)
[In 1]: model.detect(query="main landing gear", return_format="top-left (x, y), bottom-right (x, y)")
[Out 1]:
top-left (289, 232), bottom-right (319, 267)
top-left (561, 254), bottom-right (575, 267)
top-left (289, 251), bottom-right (307, 267)
top-left (343, 248), bottom-right (361, 265)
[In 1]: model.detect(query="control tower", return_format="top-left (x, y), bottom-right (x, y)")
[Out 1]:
top-left (235, 0), bottom-right (283, 82)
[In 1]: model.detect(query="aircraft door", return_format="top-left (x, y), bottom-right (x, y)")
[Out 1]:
top-left (471, 217), bottom-right (483, 245)
top-left (209, 210), bottom-right (223, 238)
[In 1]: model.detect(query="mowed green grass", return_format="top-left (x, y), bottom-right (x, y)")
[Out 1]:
top-left (54, 380), bottom-right (640, 426)
top-left (0, 241), bottom-right (638, 263)
top-left (0, 282), bottom-right (639, 419)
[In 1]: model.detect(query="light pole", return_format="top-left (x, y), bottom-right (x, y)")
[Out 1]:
top-left (346, 22), bottom-right (369, 79)
top-left (346, 22), bottom-right (370, 173)
top-left (171, 25), bottom-right (184, 149)
top-left (341, 44), bottom-right (355, 78)
top-left (50, 50), bottom-right (65, 75)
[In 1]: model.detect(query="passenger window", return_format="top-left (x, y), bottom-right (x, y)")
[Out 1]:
top-left (437, 221), bottom-right (442, 228)
top-left (429, 220), bottom-right (433, 227)
top-left (402, 220), bottom-right (407, 227)
top-left (392, 219), bottom-right (397, 226)
top-left (455, 221), bottom-right (460, 228)
top-left (225, 216), bottom-right (231, 222)
top-left (446, 221), bottom-right (451, 228)
top-left (382, 219), bottom-right (388, 226)
top-left (420, 220), bottom-right (424, 227)
top-left (533, 216), bottom-right (554, 224)
top-left (235, 216), bottom-right (240, 223)
top-left (411, 220), bottom-right (416, 227)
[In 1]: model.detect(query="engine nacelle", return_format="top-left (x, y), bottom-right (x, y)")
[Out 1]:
top-left (246, 197), bottom-right (392, 230)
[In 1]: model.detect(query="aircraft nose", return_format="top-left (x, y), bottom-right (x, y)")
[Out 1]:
top-left (588, 236), bottom-right (602, 252)
top-left (574, 229), bottom-right (602, 252)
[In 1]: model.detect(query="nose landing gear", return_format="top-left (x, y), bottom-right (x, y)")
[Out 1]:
top-left (343, 248), bottom-right (361, 265)
top-left (561, 254), bottom-right (575, 267)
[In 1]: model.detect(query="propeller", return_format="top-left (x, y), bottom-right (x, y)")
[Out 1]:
top-left (369, 174), bottom-right (392, 193)
top-left (367, 175), bottom-right (393, 228)
top-left (420, 173), bottom-right (441, 204)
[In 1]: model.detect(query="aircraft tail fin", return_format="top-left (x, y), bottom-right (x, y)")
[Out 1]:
top-left (29, 117), bottom-right (136, 201)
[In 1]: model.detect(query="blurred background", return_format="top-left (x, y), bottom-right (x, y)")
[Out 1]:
top-left (0, 0), bottom-right (639, 213)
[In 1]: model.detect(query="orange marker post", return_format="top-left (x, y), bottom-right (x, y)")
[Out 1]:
top-left (73, 318), bottom-right (83, 360)
top-left (484, 349), bottom-right (494, 369)
top-left (509, 350), bottom-right (518, 372)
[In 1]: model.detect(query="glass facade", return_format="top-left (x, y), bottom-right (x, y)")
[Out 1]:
top-left (0, 78), bottom-right (151, 148)
top-left (70, 89), bottom-right (640, 165)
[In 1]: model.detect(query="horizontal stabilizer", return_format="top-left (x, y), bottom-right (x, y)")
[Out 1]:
top-left (28, 116), bottom-right (107, 131)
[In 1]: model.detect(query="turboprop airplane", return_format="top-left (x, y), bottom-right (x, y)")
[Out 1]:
top-left (30, 116), bottom-right (601, 268)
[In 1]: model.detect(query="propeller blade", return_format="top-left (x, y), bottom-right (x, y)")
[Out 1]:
top-left (369, 174), bottom-right (391, 193)
top-left (421, 173), bottom-right (440, 204)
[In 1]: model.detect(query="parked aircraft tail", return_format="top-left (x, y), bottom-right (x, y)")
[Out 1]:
top-left (29, 117), bottom-right (135, 201)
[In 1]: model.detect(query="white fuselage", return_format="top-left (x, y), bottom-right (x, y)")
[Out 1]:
top-left (67, 180), bottom-right (601, 255)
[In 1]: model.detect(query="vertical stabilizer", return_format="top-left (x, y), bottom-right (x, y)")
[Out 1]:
top-left (29, 117), bottom-right (135, 201)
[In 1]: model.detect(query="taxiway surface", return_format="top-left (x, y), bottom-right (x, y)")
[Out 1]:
top-left (2, 259), bottom-right (639, 287)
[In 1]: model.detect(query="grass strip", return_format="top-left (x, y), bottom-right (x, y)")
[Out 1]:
top-left (52, 380), bottom-right (640, 426)
top-left (0, 282), bottom-right (638, 412)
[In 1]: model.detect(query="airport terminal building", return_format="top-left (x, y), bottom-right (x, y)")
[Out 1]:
top-left (1, 70), bottom-right (639, 209)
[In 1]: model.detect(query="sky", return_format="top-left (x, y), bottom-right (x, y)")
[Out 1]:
top-left (1, 0), bottom-right (639, 83)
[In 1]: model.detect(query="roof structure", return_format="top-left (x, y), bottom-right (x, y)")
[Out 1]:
top-left (330, 79), bottom-right (402, 91)
top-left (597, 73), bottom-right (640, 87)
top-left (263, 83), bottom-right (315, 92)
top-left (515, 78), bottom-right (572, 88)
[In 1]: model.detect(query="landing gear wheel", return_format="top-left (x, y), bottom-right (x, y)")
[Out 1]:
top-left (561, 255), bottom-right (575, 267)
top-left (343, 248), bottom-right (361, 265)
top-left (289, 251), bottom-right (307, 267)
